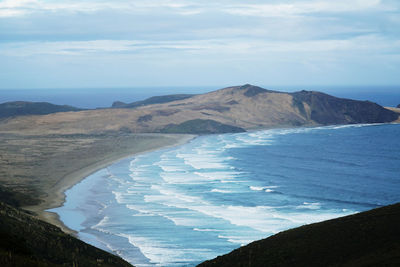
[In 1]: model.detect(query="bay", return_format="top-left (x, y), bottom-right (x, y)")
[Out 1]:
top-left (51, 123), bottom-right (400, 266)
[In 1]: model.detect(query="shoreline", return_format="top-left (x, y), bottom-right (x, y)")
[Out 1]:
top-left (20, 120), bottom-right (400, 235)
top-left (23, 133), bottom-right (196, 235)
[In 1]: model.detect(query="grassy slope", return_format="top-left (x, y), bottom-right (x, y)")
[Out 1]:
top-left (0, 202), bottom-right (133, 267)
top-left (198, 203), bottom-right (400, 267)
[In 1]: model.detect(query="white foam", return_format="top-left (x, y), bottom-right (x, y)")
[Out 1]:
top-left (217, 235), bottom-right (254, 245)
top-left (147, 186), bottom-right (205, 205)
top-left (296, 202), bottom-right (321, 210)
top-left (193, 228), bottom-right (219, 232)
top-left (126, 205), bottom-right (154, 215)
top-left (92, 216), bottom-right (110, 230)
top-left (144, 186), bottom-right (352, 234)
top-left (250, 185), bottom-right (278, 192)
top-left (211, 189), bottom-right (232, 193)
top-left (194, 171), bottom-right (240, 183)
top-left (323, 123), bottom-right (380, 130)
top-left (249, 186), bottom-right (265, 191)
top-left (160, 214), bottom-right (201, 227)
top-left (176, 152), bottom-right (231, 170)
top-left (112, 191), bottom-right (125, 203)
top-left (160, 172), bottom-right (214, 184)
top-left (119, 233), bottom-right (214, 266)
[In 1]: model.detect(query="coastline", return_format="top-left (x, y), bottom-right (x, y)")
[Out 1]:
top-left (23, 133), bottom-right (196, 235)
top-left (17, 117), bottom-right (400, 235)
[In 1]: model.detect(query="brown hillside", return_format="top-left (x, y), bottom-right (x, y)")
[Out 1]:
top-left (0, 85), bottom-right (397, 135)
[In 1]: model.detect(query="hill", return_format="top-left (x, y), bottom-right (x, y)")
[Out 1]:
top-left (198, 203), bottom-right (400, 267)
top-left (0, 85), bottom-right (397, 135)
top-left (0, 201), bottom-right (133, 267)
top-left (0, 101), bottom-right (81, 119)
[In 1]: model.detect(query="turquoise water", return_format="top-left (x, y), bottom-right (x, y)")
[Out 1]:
top-left (50, 123), bottom-right (400, 266)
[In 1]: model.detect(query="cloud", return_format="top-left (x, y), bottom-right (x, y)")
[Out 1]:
top-left (0, 0), bottom-right (399, 87)
top-left (0, 0), bottom-right (203, 17)
top-left (1, 0), bottom-right (393, 18)
top-left (222, 0), bottom-right (394, 18)
top-left (1, 34), bottom-right (398, 58)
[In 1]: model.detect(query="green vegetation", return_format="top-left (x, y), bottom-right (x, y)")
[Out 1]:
top-left (198, 203), bottom-right (400, 267)
top-left (0, 202), bottom-right (133, 267)
top-left (0, 101), bottom-right (81, 119)
top-left (160, 119), bottom-right (245, 134)
top-left (0, 184), bottom-right (40, 207)
top-left (112, 94), bottom-right (195, 108)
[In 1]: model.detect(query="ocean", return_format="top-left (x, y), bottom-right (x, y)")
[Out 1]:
top-left (50, 123), bottom-right (400, 267)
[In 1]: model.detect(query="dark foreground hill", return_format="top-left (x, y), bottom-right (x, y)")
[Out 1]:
top-left (0, 201), bottom-right (133, 267)
top-left (198, 203), bottom-right (400, 267)
top-left (0, 101), bottom-right (81, 119)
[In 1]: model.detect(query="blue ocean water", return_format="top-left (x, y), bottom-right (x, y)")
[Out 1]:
top-left (50, 124), bottom-right (400, 267)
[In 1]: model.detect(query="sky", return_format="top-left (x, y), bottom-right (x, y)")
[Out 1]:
top-left (0, 0), bottom-right (400, 89)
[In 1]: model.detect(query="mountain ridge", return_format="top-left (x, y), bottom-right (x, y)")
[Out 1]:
top-left (0, 85), bottom-right (398, 135)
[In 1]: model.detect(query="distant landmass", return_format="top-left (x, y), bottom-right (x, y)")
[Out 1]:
top-left (0, 201), bottom-right (132, 267)
top-left (0, 84), bottom-right (398, 135)
top-left (198, 203), bottom-right (400, 267)
top-left (0, 101), bottom-right (82, 119)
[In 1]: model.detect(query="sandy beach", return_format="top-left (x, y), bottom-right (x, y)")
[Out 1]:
top-left (13, 133), bottom-right (195, 235)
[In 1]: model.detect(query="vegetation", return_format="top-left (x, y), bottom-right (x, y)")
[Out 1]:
top-left (0, 202), bottom-right (133, 267)
top-left (0, 101), bottom-right (81, 119)
top-left (160, 119), bottom-right (245, 134)
top-left (198, 203), bottom-right (400, 267)
top-left (112, 94), bottom-right (195, 108)
top-left (291, 90), bottom-right (398, 124)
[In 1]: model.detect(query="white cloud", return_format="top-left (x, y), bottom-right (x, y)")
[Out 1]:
top-left (223, 0), bottom-right (391, 18)
top-left (0, 0), bottom-right (200, 17)
top-left (1, 0), bottom-right (399, 87)
top-left (1, 0), bottom-right (392, 18)
top-left (1, 34), bottom-right (398, 58)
